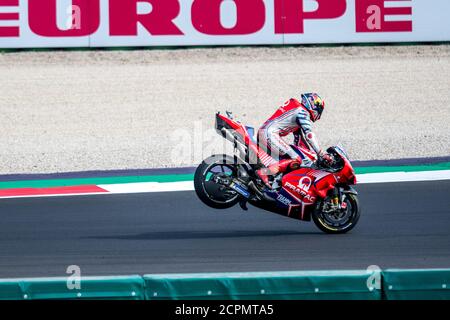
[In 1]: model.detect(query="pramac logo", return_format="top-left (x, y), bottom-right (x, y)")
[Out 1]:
top-left (285, 175), bottom-right (315, 203)
top-left (297, 176), bottom-right (312, 192)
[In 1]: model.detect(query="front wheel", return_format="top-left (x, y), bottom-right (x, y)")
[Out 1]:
top-left (312, 193), bottom-right (360, 234)
top-left (194, 154), bottom-right (241, 209)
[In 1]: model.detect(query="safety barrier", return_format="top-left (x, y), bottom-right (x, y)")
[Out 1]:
top-left (0, 276), bottom-right (145, 300)
top-left (0, 269), bottom-right (448, 300)
top-left (143, 271), bottom-right (381, 300)
top-left (383, 269), bottom-right (450, 300)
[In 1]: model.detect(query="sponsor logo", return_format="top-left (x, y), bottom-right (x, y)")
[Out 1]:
top-left (277, 194), bottom-right (292, 206)
top-left (230, 182), bottom-right (250, 198)
top-left (297, 176), bottom-right (312, 192)
top-left (356, 0), bottom-right (412, 32)
top-left (285, 181), bottom-right (316, 203)
top-left (0, 0), bottom-right (414, 39)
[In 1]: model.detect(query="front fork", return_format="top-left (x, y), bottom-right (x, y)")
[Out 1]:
top-left (329, 188), bottom-right (341, 209)
top-left (329, 187), bottom-right (350, 211)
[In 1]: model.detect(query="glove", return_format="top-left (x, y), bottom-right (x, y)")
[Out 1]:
top-left (319, 151), bottom-right (334, 164)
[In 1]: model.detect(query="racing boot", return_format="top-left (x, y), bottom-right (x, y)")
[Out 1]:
top-left (256, 167), bottom-right (272, 188)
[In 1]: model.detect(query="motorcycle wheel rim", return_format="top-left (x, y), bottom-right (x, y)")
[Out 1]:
top-left (201, 163), bottom-right (239, 204)
top-left (319, 195), bottom-right (356, 230)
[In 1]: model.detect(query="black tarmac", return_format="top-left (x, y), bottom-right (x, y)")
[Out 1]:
top-left (1, 180), bottom-right (449, 278)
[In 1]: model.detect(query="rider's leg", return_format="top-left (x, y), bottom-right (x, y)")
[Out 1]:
top-left (257, 158), bottom-right (301, 177)
top-left (256, 133), bottom-right (302, 187)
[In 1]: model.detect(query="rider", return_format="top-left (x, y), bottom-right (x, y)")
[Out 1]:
top-left (256, 93), bottom-right (332, 188)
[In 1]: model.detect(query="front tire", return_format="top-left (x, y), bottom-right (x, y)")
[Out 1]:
top-left (194, 154), bottom-right (241, 209)
top-left (312, 193), bottom-right (360, 234)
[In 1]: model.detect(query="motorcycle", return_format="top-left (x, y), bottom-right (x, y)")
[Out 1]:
top-left (194, 112), bottom-right (360, 234)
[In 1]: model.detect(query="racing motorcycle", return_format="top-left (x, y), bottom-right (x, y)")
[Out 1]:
top-left (194, 112), bottom-right (360, 234)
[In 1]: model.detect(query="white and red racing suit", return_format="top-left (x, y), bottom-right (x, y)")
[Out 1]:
top-left (256, 98), bottom-right (324, 183)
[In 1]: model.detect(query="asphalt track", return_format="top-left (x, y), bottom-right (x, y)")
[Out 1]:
top-left (0, 180), bottom-right (449, 278)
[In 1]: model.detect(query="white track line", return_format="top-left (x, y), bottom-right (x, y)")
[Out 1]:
top-left (98, 181), bottom-right (194, 194)
top-left (99, 170), bottom-right (450, 194)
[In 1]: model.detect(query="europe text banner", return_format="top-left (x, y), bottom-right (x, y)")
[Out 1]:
top-left (0, 0), bottom-right (449, 48)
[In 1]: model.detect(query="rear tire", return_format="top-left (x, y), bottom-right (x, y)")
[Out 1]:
top-left (194, 154), bottom-right (241, 209)
top-left (312, 193), bottom-right (360, 234)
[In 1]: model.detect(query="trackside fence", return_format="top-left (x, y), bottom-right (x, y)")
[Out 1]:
top-left (0, 269), bottom-right (449, 300)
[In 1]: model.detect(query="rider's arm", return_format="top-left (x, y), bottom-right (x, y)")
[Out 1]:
top-left (296, 109), bottom-right (322, 154)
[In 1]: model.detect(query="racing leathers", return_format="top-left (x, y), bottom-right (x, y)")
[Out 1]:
top-left (256, 98), bottom-right (327, 187)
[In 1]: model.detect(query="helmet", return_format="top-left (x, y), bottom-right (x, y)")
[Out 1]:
top-left (301, 93), bottom-right (325, 122)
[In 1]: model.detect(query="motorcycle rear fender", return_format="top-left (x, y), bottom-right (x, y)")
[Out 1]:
top-left (216, 113), bottom-right (239, 132)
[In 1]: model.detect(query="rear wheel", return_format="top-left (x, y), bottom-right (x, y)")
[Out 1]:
top-left (312, 192), bottom-right (360, 234)
top-left (194, 155), bottom-right (241, 209)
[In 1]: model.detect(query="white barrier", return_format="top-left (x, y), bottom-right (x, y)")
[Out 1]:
top-left (0, 0), bottom-right (449, 48)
